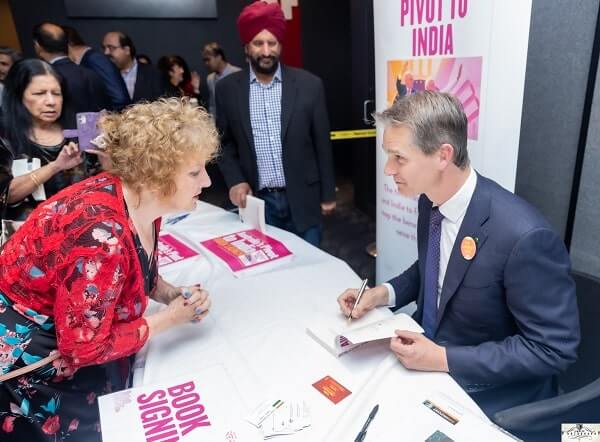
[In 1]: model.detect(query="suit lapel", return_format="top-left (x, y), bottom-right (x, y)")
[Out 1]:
top-left (237, 73), bottom-right (254, 149)
top-left (280, 66), bottom-right (297, 142)
top-left (435, 175), bottom-right (490, 329)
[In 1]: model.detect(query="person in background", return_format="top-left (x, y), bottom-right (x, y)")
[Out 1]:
top-left (202, 42), bottom-right (240, 117)
top-left (217, 1), bottom-right (336, 247)
top-left (0, 137), bottom-right (12, 220)
top-left (1, 59), bottom-right (83, 220)
top-left (0, 47), bottom-right (22, 104)
top-left (63, 25), bottom-right (130, 111)
top-left (33, 22), bottom-right (107, 128)
top-left (156, 55), bottom-right (201, 101)
top-left (0, 98), bottom-right (216, 441)
top-left (337, 92), bottom-right (580, 423)
top-left (102, 31), bottom-right (162, 103)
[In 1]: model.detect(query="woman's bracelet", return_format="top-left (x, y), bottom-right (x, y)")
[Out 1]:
top-left (29, 172), bottom-right (42, 188)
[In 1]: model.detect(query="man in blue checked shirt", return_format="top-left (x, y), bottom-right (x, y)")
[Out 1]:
top-left (216, 1), bottom-right (336, 247)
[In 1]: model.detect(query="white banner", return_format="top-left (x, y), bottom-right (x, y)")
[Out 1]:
top-left (375, 0), bottom-right (532, 284)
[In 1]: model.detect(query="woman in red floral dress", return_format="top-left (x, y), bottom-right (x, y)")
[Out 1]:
top-left (0, 98), bottom-right (217, 441)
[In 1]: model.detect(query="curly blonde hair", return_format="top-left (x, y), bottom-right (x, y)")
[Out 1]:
top-left (99, 98), bottom-right (219, 197)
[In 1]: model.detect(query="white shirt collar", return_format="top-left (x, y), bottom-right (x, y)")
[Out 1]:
top-left (249, 63), bottom-right (282, 84)
top-left (49, 55), bottom-right (68, 64)
top-left (438, 167), bottom-right (477, 224)
top-left (122, 59), bottom-right (138, 75)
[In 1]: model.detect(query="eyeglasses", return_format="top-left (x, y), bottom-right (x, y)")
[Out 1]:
top-left (102, 44), bottom-right (122, 52)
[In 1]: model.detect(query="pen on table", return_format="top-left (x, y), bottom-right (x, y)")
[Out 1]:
top-left (354, 404), bottom-right (379, 442)
top-left (347, 278), bottom-right (369, 323)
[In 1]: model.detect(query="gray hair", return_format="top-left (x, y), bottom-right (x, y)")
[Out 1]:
top-left (0, 47), bottom-right (22, 63)
top-left (375, 91), bottom-right (469, 169)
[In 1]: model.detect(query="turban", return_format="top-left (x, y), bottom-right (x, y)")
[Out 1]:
top-left (237, 1), bottom-right (286, 45)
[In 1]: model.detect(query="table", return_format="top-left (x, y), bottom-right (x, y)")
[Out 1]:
top-left (133, 202), bottom-right (493, 441)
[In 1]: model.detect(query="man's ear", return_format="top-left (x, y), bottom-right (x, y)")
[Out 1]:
top-left (438, 143), bottom-right (455, 169)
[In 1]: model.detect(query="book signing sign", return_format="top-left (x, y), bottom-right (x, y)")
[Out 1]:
top-left (374, 0), bottom-right (532, 284)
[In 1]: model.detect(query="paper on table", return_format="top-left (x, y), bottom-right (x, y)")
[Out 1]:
top-left (239, 194), bottom-right (266, 232)
top-left (262, 399), bottom-right (311, 439)
top-left (99, 365), bottom-right (254, 441)
top-left (12, 158), bottom-right (45, 201)
top-left (363, 392), bottom-right (521, 441)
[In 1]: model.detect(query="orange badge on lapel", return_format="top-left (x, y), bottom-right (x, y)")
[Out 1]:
top-left (461, 236), bottom-right (477, 260)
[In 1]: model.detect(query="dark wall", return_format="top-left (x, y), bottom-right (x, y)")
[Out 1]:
top-left (516, 0), bottom-right (600, 238)
top-left (8, 0), bottom-right (352, 135)
top-left (517, 0), bottom-right (600, 282)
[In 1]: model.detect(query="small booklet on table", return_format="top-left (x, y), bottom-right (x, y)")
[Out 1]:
top-left (200, 229), bottom-right (292, 277)
top-left (306, 310), bottom-right (424, 357)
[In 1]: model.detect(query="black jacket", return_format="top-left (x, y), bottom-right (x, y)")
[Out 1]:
top-left (80, 49), bottom-right (130, 111)
top-left (216, 65), bottom-right (335, 231)
top-left (52, 57), bottom-right (107, 128)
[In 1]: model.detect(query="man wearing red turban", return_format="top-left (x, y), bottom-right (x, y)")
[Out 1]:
top-left (216, 1), bottom-right (336, 247)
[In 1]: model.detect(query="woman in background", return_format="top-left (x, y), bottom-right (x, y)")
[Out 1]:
top-left (0, 98), bottom-right (217, 441)
top-left (0, 138), bottom-right (12, 223)
top-left (157, 55), bottom-right (201, 101)
top-left (1, 59), bottom-right (82, 220)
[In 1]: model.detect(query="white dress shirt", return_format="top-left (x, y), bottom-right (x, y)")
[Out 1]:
top-left (384, 167), bottom-right (478, 307)
top-left (121, 59), bottom-right (138, 100)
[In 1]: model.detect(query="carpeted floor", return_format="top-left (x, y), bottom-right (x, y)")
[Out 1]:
top-left (320, 180), bottom-right (376, 283)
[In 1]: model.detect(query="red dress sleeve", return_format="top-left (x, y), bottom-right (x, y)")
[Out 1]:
top-left (53, 218), bottom-right (149, 368)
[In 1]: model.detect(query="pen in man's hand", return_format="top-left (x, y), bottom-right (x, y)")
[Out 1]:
top-left (354, 404), bottom-right (379, 442)
top-left (347, 278), bottom-right (369, 322)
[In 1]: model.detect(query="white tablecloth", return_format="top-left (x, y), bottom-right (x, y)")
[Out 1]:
top-left (133, 202), bottom-right (492, 441)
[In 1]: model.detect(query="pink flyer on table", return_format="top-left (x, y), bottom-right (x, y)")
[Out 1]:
top-left (200, 229), bottom-right (292, 272)
top-left (158, 233), bottom-right (200, 267)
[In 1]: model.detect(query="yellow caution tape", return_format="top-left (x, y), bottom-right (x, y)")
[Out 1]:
top-left (330, 129), bottom-right (376, 140)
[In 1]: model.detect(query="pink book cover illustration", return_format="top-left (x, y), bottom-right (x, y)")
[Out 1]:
top-left (200, 229), bottom-right (292, 272)
top-left (158, 233), bottom-right (200, 267)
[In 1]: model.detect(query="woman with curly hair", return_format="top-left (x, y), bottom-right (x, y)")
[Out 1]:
top-left (0, 98), bottom-right (218, 441)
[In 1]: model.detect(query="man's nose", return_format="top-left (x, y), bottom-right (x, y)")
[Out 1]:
top-left (384, 158), bottom-right (394, 176)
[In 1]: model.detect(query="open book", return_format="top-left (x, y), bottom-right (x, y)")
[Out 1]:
top-left (306, 310), bottom-right (424, 357)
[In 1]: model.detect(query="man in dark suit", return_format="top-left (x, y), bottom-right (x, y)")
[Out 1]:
top-left (338, 92), bottom-right (580, 418)
top-left (102, 31), bottom-right (162, 103)
top-left (64, 26), bottom-right (130, 111)
top-left (33, 22), bottom-right (107, 129)
top-left (216, 1), bottom-right (336, 246)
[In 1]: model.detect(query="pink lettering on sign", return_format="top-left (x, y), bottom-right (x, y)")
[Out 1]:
top-left (412, 24), bottom-right (454, 57)
top-left (399, 0), bottom-right (469, 57)
top-left (136, 381), bottom-right (211, 441)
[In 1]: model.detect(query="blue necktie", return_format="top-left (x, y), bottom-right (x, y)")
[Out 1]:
top-left (422, 207), bottom-right (444, 339)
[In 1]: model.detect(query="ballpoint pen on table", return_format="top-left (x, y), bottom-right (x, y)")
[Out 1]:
top-left (347, 278), bottom-right (369, 323)
top-left (354, 404), bottom-right (379, 442)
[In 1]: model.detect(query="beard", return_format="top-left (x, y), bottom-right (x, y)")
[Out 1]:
top-left (249, 54), bottom-right (280, 75)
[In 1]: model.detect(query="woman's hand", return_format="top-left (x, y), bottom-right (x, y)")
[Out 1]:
top-left (146, 286), bottom-right (211, 339)
top-left (52, 141), bottom-right (83, 172)
top-left (86, 147), bottom-right (112, 171)
top-left (166, 286), bottom-right (211, 325)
